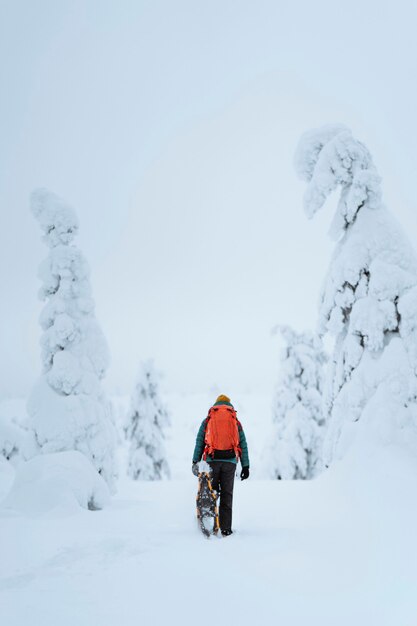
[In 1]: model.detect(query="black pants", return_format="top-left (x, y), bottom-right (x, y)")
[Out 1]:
top-left (208, 461), bottom-right (236, 532)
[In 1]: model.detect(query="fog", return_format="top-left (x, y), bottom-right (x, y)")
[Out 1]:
top-left (1, 0), bottom-right (417, 398)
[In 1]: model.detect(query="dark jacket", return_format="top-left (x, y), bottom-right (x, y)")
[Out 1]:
top-left (192, 401), bottom-right (250, 468)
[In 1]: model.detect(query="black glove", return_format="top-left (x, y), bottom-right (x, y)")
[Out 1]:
top-left (240, 466), bottom-right (249, 481)
top-left (192, 462), bottom-right (199, 477)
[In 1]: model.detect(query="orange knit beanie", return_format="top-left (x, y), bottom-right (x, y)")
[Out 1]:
top-left (215, 394), bottom-right (231, 404)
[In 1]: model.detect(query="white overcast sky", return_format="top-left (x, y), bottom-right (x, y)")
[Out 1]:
top-left (1, 0), bottom-right (417, 399)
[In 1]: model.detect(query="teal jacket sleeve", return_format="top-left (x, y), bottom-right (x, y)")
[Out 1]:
top-left (192, 419), bottom-right (207, 463)
top-left (239, 424), bottom-right (250, 468)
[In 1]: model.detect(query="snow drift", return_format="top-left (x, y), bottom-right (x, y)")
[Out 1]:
top-left (2, 450), bottom-right (110, 514)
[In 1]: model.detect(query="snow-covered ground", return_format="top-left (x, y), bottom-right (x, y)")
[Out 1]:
top-left (1, 394), bottom-right (417, 625)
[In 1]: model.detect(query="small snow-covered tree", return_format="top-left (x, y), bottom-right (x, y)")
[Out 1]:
top-left (295, 125), bottom-right (417, 464)
top-left (125, 361), bottom-right (170, 480)
top-left (28, 189), bottom-right (116, 489)
top-left (271, 326), bottom-right (327, 479)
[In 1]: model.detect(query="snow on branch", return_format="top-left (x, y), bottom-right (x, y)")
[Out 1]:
top-left (31, 188), bottom-right (79, 247)
top-left (294, 125), bottom-right (382, 235)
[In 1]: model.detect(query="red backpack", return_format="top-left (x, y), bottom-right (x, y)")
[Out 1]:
top-left (203, 405), bottom-right (241, 460)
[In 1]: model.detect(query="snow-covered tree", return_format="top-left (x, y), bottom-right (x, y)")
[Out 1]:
top-left (27, 189), bottom-right (116, 489)
top-left (125, 361), bottom-right (170, 480)
top-left (294, 125), bottom-right (417, 464)
top-left (271, 326), bottom-right (327, 479)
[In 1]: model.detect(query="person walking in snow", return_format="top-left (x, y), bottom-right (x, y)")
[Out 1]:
top-left (192, 394), bottom-right (250, 536)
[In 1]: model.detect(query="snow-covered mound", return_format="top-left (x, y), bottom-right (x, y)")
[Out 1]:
top-left (2, 451), bottom-right (110, 514)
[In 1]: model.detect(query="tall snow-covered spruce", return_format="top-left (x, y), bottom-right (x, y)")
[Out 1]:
top-left (271, 326), bottom-right (327, 479)
top-left (295, 125), bottom-right (417, 463)
top-left (125, 361), bottom-right (170, 480)
top-left (28, 189), bottom-right (116, 489)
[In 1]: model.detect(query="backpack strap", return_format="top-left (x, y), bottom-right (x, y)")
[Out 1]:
top-left (236, 419), bottom-right (243, 458)
top-left (202, 413), bottom-right (212, 460)
top-left (229, 410), bottom-right (241, 460)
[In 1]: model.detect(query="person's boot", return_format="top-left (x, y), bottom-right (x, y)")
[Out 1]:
top-left (221, 529), bottom-right (233, 537)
